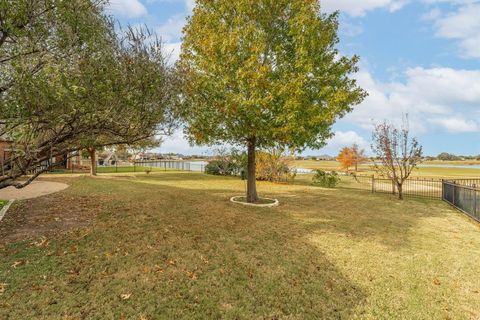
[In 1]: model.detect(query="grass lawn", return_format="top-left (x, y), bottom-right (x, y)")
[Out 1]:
top-left (0, 172), bottom-right (479, 319)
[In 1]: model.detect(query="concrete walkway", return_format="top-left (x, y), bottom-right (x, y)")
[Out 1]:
top-left (0, 181), bottom-right (69, 200)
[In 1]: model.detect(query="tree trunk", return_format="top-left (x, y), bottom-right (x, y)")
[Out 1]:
top-left (397, 183), bottom-right (403, 200)
top-left (246, 138), bottom-right (258, 203)
top-left (89, 148), bottom-right (97, 176)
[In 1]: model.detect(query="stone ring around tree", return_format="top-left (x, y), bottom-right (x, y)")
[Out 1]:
top-left (230, 196), bottom-right (279, 207)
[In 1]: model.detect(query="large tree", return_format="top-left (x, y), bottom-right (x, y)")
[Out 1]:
top-left (76, 26), bottom-right (176, 176)
top-left (179, 0), bottom-right (366, 202)
top-left (0, 1), bottom-right (176, 189)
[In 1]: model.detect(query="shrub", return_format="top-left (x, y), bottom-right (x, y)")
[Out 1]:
top-left (312, 170), bottom-right (340, 188)
top-left (205, 160), bottom-right (237, 176)
top-left (205, 148), bottom-right (295, 183)
top-left (256, 151), bottom-right (294, 182)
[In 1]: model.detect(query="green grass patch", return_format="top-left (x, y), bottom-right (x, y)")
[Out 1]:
top-left (0, 200), bottom-right (7, 210)
top-left (1, 173), bottom-right (479, 318)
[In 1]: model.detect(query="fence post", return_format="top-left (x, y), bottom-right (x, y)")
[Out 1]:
top-left (371, 175), bottom-right (375, 193)
top-left (441, 179), bottom-right (444, 200)
top-left (453, 183), bottom-right (455, 206)
top-left (474, 184), bottom-right (477, 218)
top-left (392, 180), bottom-right (396, 195)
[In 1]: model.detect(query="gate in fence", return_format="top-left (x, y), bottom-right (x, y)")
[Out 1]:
top-left (442, 180), bottom-right (480, 223)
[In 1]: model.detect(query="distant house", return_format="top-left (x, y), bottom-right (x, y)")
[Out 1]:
top-left (0, 136), bottom-right (12, 164)
top-left (0, 136), bottom-right (72, 171)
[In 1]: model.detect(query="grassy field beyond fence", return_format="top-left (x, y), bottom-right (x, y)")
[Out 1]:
top-left (293, 160), bottom-right (480, 178)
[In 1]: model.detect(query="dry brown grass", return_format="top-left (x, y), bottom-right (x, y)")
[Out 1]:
top-left (0, 172), bottom-right (479, 319)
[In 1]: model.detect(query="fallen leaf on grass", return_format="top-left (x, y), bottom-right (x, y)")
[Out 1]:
top-left (11, 260), bottom-right (25, 268)
top-left (0, 283), bottom-right (7, 294)
top-left (32, 237), bottom-right (49, 247)
top-left (120, 293), bottom-right (131, 300)
top-left (186, 271), bottom-right (198, 280)
top-left (433, 278), bottom-right (441, 285)
top-left (154, 265), bottom-right (164, 273)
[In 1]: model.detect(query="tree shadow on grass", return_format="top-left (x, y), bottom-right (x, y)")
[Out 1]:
top-left (274, 188), bottom-right (446, 249)
top-left (126, 172), bottom-right (446, 250)
top-left (0, 176), bottom-right (367, 319)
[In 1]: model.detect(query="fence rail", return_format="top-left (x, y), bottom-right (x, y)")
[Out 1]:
top-left (135, 161), bottom-right (206, 172)
top-left (339, 175), bottom-right (443, 199)
top-left (442, 181), bottom-right (480, 223)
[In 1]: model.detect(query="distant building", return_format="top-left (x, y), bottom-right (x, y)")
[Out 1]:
top-left (0, 136), bottom-right (71, 171)
top-left (0, 136), bottom-right (12, 164)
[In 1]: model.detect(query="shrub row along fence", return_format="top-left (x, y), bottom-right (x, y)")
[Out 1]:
top-left (339, 175), bottom-right (443, 199)
top-left (442, 179), bottom-right (480, 223)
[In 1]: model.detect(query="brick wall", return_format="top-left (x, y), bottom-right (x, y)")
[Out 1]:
top-left (0, 141), bottom-right (11, 163)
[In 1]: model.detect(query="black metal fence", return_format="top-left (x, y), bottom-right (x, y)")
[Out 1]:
top-left (442, 181), bottom-right (480, 222)
top-left (339, 175), bottom-right (443, 199)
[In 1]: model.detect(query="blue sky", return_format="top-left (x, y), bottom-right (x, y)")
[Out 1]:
top-left (108, 0), bottom-right (480, 156)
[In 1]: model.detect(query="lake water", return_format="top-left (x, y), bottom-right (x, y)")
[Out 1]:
top-left (417, 164), bottom-right (480, 169)
top-left (188, 161), bottom-right (208, 172)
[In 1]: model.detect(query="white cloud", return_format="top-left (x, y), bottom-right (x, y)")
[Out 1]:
top-left (163, 42), bottom-right (182, 64)
top-left (429, 3), bottom-right (480, 59)
top-left (156, 14), bottom-right (186, 43)
top-left (345, 66), bottom-right (480, 134)
top-left (185, 0), bottom-right (195, 11)
top-left (156, 131), bottom-right (209, 155)
top-left (107, 0), bottom-right (148, 18)
top-left (155, 14), bottom-right (187, 63)
top-left (429, 117), bottom-right (479, 133)
top-left (321, 0), bottom-right (408, 17)
top-left (325, 131), bottom-right (369, 149)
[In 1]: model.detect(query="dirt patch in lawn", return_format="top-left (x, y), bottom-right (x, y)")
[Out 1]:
top-left (0, 189), bottom-right (103, 245)
top-left (0, 180), bottom-right (69, 200)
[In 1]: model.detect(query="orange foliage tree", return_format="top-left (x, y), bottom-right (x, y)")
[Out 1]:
top-left (337, 147), bottom-right (354, 172)
top-left (337, 144), bottom-right (367, 172)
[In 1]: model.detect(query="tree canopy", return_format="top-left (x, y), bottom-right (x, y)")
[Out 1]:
top-left (179, 0), bottom-right (366, 202)
top-left (0, 0), bottom-right (177, 189)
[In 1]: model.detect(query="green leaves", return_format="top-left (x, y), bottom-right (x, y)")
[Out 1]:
top-left (0, 2), bottom-right (177, 188)
top-left (179, 0), bottom-right (366, 151)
